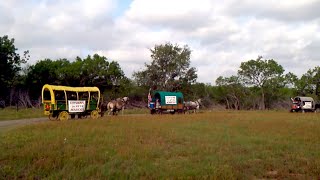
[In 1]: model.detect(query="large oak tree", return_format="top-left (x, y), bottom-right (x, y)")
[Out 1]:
top-left (238, 56), bottom-right (284, 109)
top-left (133, 42), bottom-right (197, 92)
top-left (0, 35), bottom-right (29, 102)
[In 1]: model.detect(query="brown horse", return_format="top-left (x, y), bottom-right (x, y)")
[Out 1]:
top-left (104, 97), bottom-right (129, 115)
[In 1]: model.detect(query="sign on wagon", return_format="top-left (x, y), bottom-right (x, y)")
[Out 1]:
top-left (165, 96), bottom-right (177, 105)
top-left (68, 100), bottom-right (86, 112)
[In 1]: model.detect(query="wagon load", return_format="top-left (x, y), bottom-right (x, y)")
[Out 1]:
top-left (148, 91), bottom-right (184, 114)
top-left (41, 84), bottom-right (101, 121)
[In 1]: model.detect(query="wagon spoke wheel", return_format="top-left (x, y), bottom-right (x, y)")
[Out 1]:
top-left (91, 110), bottom-right (99, 119)
top-left (58, 111), bottom-right (69, 121)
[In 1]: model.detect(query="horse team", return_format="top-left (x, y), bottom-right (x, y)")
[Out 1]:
top-left (100, 97), bottom-right (129, 116)
top-left (183, 99), bottom-right (202, 114)
top-left (100, 96), bottom-right (201, 116)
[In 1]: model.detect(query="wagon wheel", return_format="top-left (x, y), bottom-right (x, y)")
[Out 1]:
top-left (91, 110), bottom-right (99, 119)
top-left (58, 111), bottom-right (69, 121)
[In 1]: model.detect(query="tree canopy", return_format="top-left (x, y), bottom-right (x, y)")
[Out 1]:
top-left (238, 56), bottom-right (285, 109)
top-left (133, 42), bottom-right (197, 92)
top-left (25, 54), bottom-right (127, 100)
top-left (0, 35), bottom-right (29, 102)
top-left (2, 34), bottom-right (320, 110)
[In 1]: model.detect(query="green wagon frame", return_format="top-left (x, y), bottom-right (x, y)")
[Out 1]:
top-left (149, 91), bottom-right (184, 114)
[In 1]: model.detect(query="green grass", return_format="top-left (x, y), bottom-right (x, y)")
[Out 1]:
top-left (0, 107), bottom-right (45, 121)
top-left (1, 111), bottom-right (320, 179)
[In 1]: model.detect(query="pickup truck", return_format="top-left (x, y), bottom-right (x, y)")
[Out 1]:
top-left (290, 96), bottom-right (320, 113)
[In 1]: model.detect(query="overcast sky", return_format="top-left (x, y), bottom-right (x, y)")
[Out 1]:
top-left (1, 0), bottom-right (319, 84)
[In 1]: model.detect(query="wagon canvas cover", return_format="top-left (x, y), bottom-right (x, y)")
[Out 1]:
top-left (152, 91), bottom-right (184, 106)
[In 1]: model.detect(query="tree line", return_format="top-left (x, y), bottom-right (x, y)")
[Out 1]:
top-left (1, 35), bottom-right (319, 109)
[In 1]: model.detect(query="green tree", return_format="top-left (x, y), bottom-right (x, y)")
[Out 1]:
top-left (0, 35), bottom-right (29, 102)
top-left (25, 59), bottom-right (69, 99)
top-left (133, 42), bottom-right (197, 91)
top-left (74, 54), bottom-right (126, 95)
top-left (295, 66), bottom-right (320, 100)
top-left (238, 56), bottom-right (284, 110)
top-left (216, 75), bottom-right (247, 110)
top-left (25, 54), bottom-right (128, 100)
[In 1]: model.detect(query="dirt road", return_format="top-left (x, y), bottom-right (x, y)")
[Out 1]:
top-left (0, 118), bottom-right (48, 132)
top-left (0, 114), bottom-right (149, 133)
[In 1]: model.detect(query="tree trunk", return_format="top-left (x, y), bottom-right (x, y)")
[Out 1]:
top-left (225, 98), bottom-right (230, 109)
top-left (9, 88), bottom-right (15, 106)
top-left (260, 87), bottom-right (265, 110)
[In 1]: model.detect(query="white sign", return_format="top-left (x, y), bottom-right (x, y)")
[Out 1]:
top-left (303, 101), bottom-right (312, 109)
top-left (68, 100), bottom-right (86, 112)
top-left (165, 96), bottom-right (177, 105)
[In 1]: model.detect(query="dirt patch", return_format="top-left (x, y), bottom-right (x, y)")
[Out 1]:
top-left (0, 118), bottom-right (48, 133)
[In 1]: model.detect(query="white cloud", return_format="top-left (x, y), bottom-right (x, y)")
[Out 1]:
top-left (1, 0), bottom-right (319, 84)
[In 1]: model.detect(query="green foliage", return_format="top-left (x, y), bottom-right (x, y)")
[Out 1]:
top-left (215, 76), bottom-right (248, 109)
top-left (181, 83), bottom-right (215, 107)
top-left (294, 66), bottom-right (320, 101)
top-left (0, 35), bottom-right (29, 101)
top-left (25, 54), bottom-right (129, 99)
top-left (3, 35), bottom-right (320, 110)
top-left (133, 42), bottom-right (197, 91)
top-left (214, 57), bottom-right (301, 110)
top-left (238, 56), bottom-right (285, 109)
top-left (25, 59), bottom-right (71, 99)
top-left (238, 56), bottom-right (284, 87)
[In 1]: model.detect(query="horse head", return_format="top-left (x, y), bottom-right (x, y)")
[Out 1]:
top-left (122, 97), bottom-right (129, 103)
top-left (196, 99), bottom-right (202, 106)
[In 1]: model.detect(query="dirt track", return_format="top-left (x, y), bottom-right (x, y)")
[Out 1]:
top-left (0, 114), bottom-right (150, 133)
top-left (0, 118), bottom-right (48, 132)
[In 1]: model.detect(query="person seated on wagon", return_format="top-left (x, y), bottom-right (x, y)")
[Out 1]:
top-left (156, 98), bottom-right (160, 109)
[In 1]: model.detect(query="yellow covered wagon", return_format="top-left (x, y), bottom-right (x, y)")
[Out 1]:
top-left (41, 84), bottom-right (101, 121)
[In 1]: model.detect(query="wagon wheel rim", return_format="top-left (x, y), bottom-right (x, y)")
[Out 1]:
top-left (58, 111), bottom-right (69, 121)
top-left (91, 110), bottom-right (99, 119)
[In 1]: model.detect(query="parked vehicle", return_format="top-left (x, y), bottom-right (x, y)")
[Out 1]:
top-left (290, 96), bottom-right (320, 113)
top-left (148, 91), bottom-right (184, 114)
top-left (41, 84), bottom-right (101, 121)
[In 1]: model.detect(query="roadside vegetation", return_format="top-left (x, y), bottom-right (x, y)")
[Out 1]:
top-left (0, 107), bottom-right (45, 121)
top-left (1, 111), bottom-right (320, 179)
top-left (1, 35), bottom-right (320, 112)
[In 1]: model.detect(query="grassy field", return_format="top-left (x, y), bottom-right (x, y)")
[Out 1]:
top-left (1, 111), bottom-right (320, 179)
top-left (0, 107), bottom-right (45, 121)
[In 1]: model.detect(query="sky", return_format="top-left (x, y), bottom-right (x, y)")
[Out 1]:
top-left (1, 0), bottom-right (320, 84)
